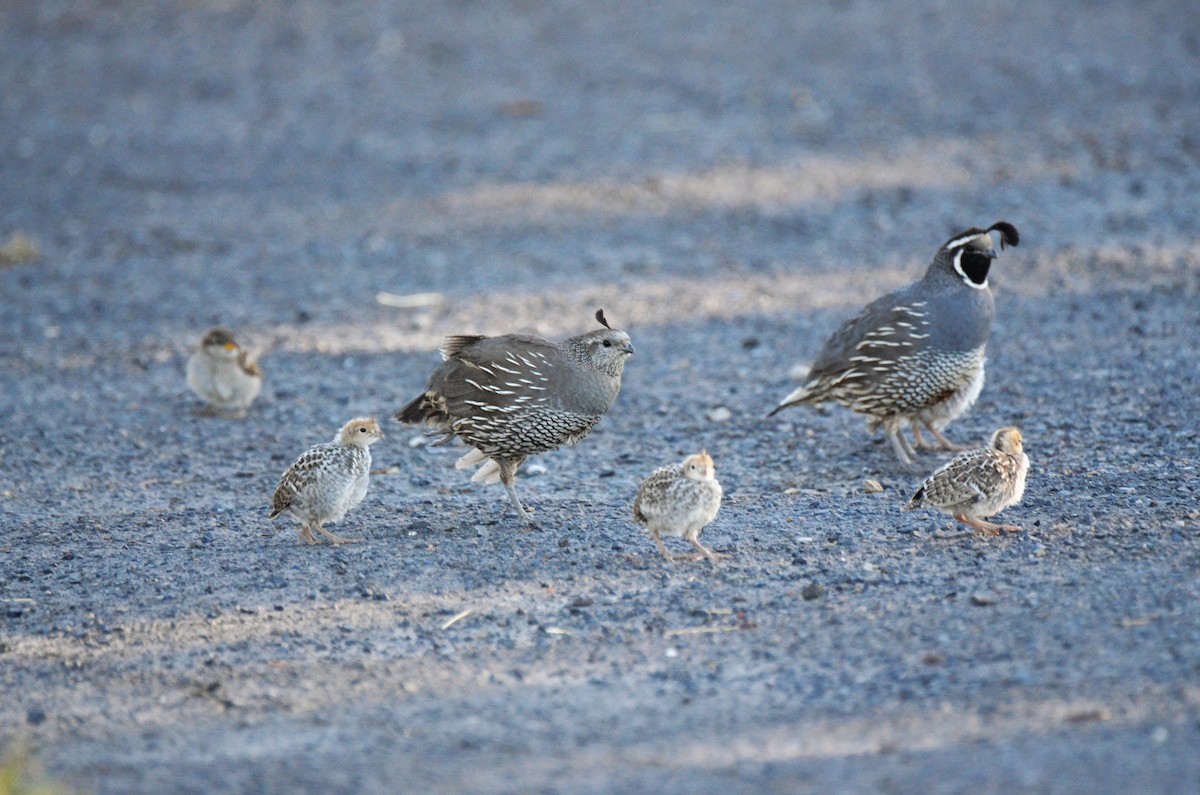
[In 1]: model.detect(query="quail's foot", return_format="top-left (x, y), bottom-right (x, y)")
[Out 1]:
top-left (314, 525), bottom-right (363, 544)
top-left (956, 514), bottom-right (1023, 536)
top-left (919, 423), bottom-right (970, 452)
top-left (687, 539), bottom-right (730, 564)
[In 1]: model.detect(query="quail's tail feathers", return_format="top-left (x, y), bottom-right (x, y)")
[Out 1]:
top-left (903, 486), bottom-right (925, 511)
top-left (395, 393), bottom-right (433, 425)
top-left (767, 382), bottom-right (820, 417)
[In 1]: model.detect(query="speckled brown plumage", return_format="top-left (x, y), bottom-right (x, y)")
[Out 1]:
top-left (633, 451), bottom-right (725, 563)
top-left (904, 426), bottom-right (1029, 535)
top-left (269, 417), bottom-right (384, 544)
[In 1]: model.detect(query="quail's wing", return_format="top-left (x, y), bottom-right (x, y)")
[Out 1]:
top-left (911, 449), bottom-right (1005, 509)
top-left (270, 444), bottom-right (331, 515)
top-left (431, 334), bottom-right (563, 412)
top-left (439, 335), bottom-right (488, 361)
top-left (238, 349), bottom-right (262, 378)
top-left (808, 284), bottom-right (928, 379)
top-left (632, 465), bottom-right (679, 523)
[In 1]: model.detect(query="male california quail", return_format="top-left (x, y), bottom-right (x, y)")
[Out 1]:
top-left (769, 222), bottom-right (1019, 466)
top-left (904, 426), bottom-right (1029, 535)
top-left (633, 450), bottom-right (725, 564)
top-left (269, 417), bottom-right (384, 544)
top-left (186, 327), bottom-right (263, 417)
top-left (395, 310), bottom-right (634, 523)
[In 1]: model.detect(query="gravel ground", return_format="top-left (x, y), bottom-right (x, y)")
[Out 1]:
top-left (2, 1), bottom-right (1200, 793)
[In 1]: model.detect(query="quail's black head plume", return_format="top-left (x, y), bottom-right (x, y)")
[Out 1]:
top-left (769, 222), bottom-right (1020, 467)
top-left (395, 310), bottom-right (634, 523)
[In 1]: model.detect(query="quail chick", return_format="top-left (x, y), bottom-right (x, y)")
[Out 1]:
top-left (769, 222), bottom-right (1020, 467)
top-left (904, 426), bottom-right (1029, 535)
top-left (186, 327), bottom-right (263, 417)
top-left (269, 417), bottom-right (384, 544)
top-left (395, 310), bottom-right (634, 524)
top-left (633, 451), bottom-right (725, 563)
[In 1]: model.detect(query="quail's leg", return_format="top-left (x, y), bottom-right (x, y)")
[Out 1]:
top-left (910, 423), bottom-right (932, 450)
top-left (651, 532), bottom-right (674, 563)
top-left (924, 422), bottom-right (970, 452)
top-left (313, 523), bottom-right (363, 544)
top-left (499, 459), bottom-right (536, 525)
top-left (954, 514), bottom-right (1022, 536)
top-left (298, 524), bottom-right (319, 545)
top-left (886, 428), bottom-right (919, 469)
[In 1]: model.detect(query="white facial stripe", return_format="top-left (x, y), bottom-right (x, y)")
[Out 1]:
top-left (946, 233), bottom-right (988, 251)
top-left (952, 249), bottom-right (989, 290)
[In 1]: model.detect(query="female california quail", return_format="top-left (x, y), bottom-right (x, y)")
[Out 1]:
top-left (904, 426), bottom-right (1029, 535)
top-left (769, 222), bottom-right (1019, 467)
top-left (633, 450), bottom-right (725, 564)
top-left (395, 310), bottom-right (634, 523)
top-left (186, 327), bottom-right (263, 417)
top-left (269, 417), bottom-right (384, 544)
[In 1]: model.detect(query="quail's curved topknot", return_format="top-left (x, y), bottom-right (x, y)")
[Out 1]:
top-left (987, 221), bottom-right (1020, 250)
top-left (595, 308), bottom-right (611, 329)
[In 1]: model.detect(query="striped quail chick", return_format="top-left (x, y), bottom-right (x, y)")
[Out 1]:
top-left (395, 310), bottom-right (634, 523)
top-left (769, 222), bottom-right (1020, 467)
top-left (269, 417), bottom-right (384, 544)
top-left (633, 451), bottom-right (725, 564)
top-left (186, 327), bottom-right (263, 417)
top-left (904, 426), bottom-right (1029, 535)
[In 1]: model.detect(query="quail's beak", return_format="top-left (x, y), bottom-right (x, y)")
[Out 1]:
top-left (984, 247), bottom-right (998, 259)
top-left (224, 342), bottom-right (238, 351)
top-left (622, 342), bottom-right (635, 355)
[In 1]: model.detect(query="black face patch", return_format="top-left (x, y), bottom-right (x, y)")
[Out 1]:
top-left (959, 250), bottom-right (992, 285)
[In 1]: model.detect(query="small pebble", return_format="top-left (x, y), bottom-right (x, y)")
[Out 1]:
top-left (863, 479), bottom-right (884, 494)
top-left (1065, 708), bottom-right (1111, 724)
top-left (26, 707), bottom-right (46, 726)
top-left (970, 592), bottom-right (999, 607)
top-left (801, 582), bottom-right (824, 601)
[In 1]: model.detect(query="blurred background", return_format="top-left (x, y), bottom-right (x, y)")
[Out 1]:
top-left (3, 0), bottom-right (1197, 354)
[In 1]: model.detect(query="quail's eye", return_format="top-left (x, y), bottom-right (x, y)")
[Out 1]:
top-left (602, 340), bottom-right (612, 348)
top-left (359, 428), bottom-right (367, 433)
